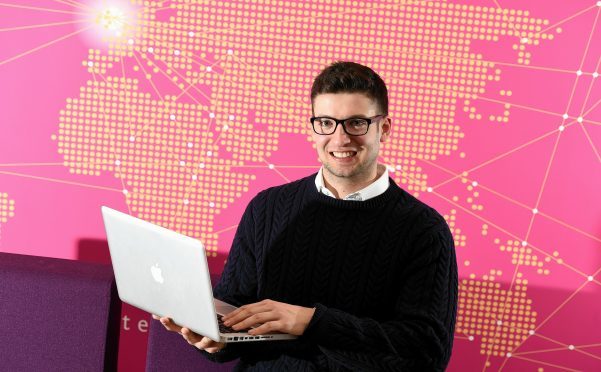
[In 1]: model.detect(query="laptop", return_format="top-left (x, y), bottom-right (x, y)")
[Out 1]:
top-left (101, 206), bottom-right (296, 343)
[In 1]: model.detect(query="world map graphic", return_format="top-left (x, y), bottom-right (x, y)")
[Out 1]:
top-left (0, 1), bottom-right (599, 370)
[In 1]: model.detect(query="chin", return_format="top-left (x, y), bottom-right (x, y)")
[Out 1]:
top-left (323, 164), bottom-right (360, 179)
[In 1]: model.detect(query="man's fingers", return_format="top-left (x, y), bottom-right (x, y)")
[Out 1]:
top-left (181, 327), bottom-right (203, 345)
top-left (198, 337), bottom-right (216, 349)
top-left (159, 317), bottom-right (183, 333)
top-left (232, 311), bottom-right (278, 331)
top-left (223, 301), bottom-right (267, 320)
top-left (196, 337), bottom-right (225, 353)
top-left (154, 317), bottom-right (225, 353)
top-left (223, 303), bottom-right (272, 326)
top-left (248, 320), bottom-right (280, 335)
top-left (222, 300), bottom-right (313, 336)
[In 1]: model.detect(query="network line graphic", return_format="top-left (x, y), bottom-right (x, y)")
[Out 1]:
top-left (0, 1), bottom-right (599, 370)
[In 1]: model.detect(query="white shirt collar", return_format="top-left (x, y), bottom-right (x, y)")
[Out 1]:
top-left (315, 165), bottom-right (390, 201)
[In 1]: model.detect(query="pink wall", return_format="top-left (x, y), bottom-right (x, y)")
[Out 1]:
top-left (1, 0), bottom-right (599, 370)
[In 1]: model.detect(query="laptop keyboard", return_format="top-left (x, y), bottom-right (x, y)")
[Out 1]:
top-left (217, 314), bottom-right (250, 334)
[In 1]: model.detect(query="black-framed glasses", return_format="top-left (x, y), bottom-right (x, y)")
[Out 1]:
top-left (310, 115), bottom-right (386, 136)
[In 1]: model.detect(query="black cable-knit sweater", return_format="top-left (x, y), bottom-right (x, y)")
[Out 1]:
top-left (202, 174), bottom-right (458, 371)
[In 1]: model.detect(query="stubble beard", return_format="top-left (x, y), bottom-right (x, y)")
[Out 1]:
top-left (322, 150), bottom-right (379, 183)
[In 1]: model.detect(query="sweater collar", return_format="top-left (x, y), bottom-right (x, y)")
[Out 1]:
top-left (314, 165), bottom-right (390, 201)
top-left (307, 172), bottom-right (404, 210)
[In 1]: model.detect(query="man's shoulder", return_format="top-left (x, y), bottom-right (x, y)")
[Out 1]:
top-left (390, 181), bottom-right (449, 231)
top-left (250, 173), bottom-right (317, 205)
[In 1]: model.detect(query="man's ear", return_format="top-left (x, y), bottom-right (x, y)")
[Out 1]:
top-left (380, 117), bottom-right (392, 143)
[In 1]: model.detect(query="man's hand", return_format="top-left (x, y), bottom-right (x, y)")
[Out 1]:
top-left (152, 315), bottom-right (226, 353)
top-left (222, 299), bottom-right (316, 336)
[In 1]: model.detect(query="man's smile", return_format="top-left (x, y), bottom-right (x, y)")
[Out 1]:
top-left (330, 151), bottom-right (357, 159)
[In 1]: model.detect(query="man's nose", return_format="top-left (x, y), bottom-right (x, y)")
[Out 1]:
top-left (331, 123), bottom-right (351, 144)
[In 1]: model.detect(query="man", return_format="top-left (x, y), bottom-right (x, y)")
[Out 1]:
top-left (156, 61), bottom-right (458, 371)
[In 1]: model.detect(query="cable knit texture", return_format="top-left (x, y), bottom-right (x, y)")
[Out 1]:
top-left (200, 173), bottom-right (458, 371)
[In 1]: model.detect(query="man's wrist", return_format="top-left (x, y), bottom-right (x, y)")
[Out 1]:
top-left (300, 306), bottom-right (317, 335)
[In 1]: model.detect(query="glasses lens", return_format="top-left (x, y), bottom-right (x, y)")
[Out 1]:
top-left (313, 118), bottom-right (336, 134)
top-left (344, 118), bottom-right (369, 135)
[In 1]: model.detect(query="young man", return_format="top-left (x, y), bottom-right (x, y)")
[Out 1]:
top-left (157, 61), bottom-right (458, 371)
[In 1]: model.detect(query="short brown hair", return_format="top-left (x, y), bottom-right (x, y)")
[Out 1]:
top-left (311, 61), bottom-right (389, 115)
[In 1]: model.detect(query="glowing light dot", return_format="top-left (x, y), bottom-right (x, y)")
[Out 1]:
top-left (427, 187), bottom-right (433, 192)
top-left (187, 142), bottom-right (193, 148)
top-left (497, 320), bottom-right (503, 326)
top-left (207, 151), bottom-right (213, 156)
top-left (228, 115), bottom-right (235, 121)
top-left (129, 136), bottom-right (135, 142)
top-left (174, 50), bottom-right (181, 56)
top-left (183, 199), bottom-right (189, 205)
top-left (268, 164), bottom-right (274, 169)
top-left (179, 161), bottom-right (185, 166)
top-left (127, 39), bottom-right (134, 45)
top-left (559, 125), bottom-right (565, 132)
top-left (227, 49), bottom-right (234, 55)
top-left (192, 175), bottom-right (197, 181)
top-left (522, 241), bottom-right (528, 247)
top-left (199, 163), bottom-right (205, 168)
top-left (209, 112), bottom-right (216, 118)
top-left (588, 276), bottom-right (594, 281)
top-left (593, 72), bottom-right (599, 78)
top-left (577, 117), bottom-right (583, 123)
top-left (148, 47), bottom-right (154, 53)
top-left (188, 31), bottom-right (195, 37)
top-left (598, 1), bottom-right (601, 6)
top-left (209, 202), bottom-right (215, 208)
top-left (532, 208), bottom-right (538, 214)
top-left (529, 330), bottom-right (535, 335)
top-left (115, 160), bottom-right (121, 166)
top-left (223, 125), bottom-right (229, 130)
top-left (122, 189), bottom-right (128, 195)
top-left (468, 336), bottom-right (474, 341)
top-left (206, 66), bottom-right (212, 72)
top-left (576, 70), bottom-right (582, 76)
top-left (472, 181), bottom-right (478, 187)
top-left (562, 113), bottom-right (569, 119)
top-left (170, 114), bottom-right (176, 120)
top-left (87, 61), bottom-right (94, 67)
top-left (506, 353), bottom-right (512, 358)
top-left (395, 165), bottom-right (402, 170)
top-left (568, 345), bottom-right (575, 351)
top-left (521, 37), bottom-right (529, 43)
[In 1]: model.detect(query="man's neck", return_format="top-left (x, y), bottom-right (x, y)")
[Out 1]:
top-left (322, 164), bottom-right (385, 199)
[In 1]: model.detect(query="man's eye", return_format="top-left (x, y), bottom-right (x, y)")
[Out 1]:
top-left (319, 120), bottom-right (335, 127)
top-left (347, 119), bottom-right (366, 127)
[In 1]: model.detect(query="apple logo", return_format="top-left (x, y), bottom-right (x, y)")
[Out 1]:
top-left (151, 263), bottom-right (165, 284)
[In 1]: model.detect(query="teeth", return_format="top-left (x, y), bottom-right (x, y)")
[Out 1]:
top-left (332, 151), bottom-right (355, 158)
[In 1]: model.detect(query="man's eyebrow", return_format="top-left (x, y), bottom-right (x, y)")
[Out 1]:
top-left (314, 114), bottom-right (370, 119)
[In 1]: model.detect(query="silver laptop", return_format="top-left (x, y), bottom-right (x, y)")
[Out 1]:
top-left (101, 206), bottom-right (296, 343)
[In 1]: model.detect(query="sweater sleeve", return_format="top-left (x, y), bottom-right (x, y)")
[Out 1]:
top-left (302, 219), bottom-right (458, 371)
top-left (197, 198), bottom-right (260, 363)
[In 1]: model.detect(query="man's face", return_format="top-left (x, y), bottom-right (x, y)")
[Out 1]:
top-left (311, 92), bottom-right (391, 185)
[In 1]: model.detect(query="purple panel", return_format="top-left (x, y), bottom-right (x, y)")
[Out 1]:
top-left (145, 274), bottom-right (237, 372)
top-left (145, 320), bottom-right (237, 372)
top-left (0, 252), bottom-right (121, 371)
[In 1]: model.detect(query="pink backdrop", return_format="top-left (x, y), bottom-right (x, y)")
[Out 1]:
top-left (1, 0), bottom-right (600, 371)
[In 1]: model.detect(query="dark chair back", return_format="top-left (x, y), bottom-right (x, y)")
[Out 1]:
top-left (0, 252), bottom-right (121, 371)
